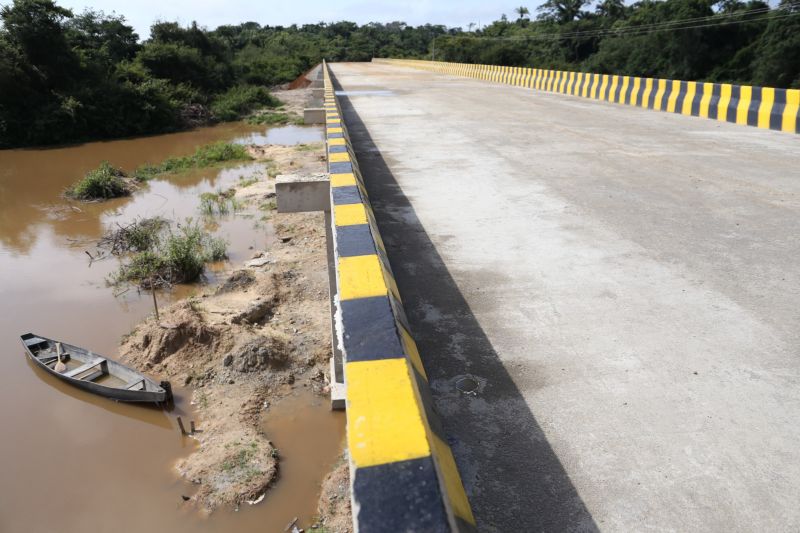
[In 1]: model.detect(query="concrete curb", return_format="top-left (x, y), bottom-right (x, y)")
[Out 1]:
top-left (374, 58), bottom-right (800, 135)
top-left (322, 61), bottom-right (477, 533)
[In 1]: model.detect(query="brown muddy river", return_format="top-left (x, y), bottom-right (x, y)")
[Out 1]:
top-left (0, 122), bottom-right (344, 532)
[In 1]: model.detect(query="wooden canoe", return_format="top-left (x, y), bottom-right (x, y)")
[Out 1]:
top-left (21, 333), bottom-right (171, 403)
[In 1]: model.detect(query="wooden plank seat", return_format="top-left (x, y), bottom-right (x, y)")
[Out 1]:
top-left (63, 358), bottom-right (106, 379)
top-left (23, 337), bottom-right (47, 347)
top-left (124, 378), bottom-right (146, 391)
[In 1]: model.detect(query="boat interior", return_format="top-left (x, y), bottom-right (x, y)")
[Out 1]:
top-left (22, 335), bottom-right (146, 391)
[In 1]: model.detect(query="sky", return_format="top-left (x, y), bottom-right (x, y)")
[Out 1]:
top-left (54, 0), bottom-right (522, 39)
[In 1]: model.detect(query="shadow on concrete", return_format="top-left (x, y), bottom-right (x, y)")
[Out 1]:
top-left (330, 70), bottom-right (599, 532)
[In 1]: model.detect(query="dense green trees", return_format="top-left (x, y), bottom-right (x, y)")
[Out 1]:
top-left (0, 0), bottom-right (797, 148)
top-left (435, 0), bottom-right (800, 89)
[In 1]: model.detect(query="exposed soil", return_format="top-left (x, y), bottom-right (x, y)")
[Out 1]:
top-left (316, 456), bottom-right (354, 533)
top-left (117, 104), bottom-right (348, 515)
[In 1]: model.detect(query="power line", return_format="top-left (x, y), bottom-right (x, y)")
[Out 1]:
top-left (436, 2), bottom-right (800, 43)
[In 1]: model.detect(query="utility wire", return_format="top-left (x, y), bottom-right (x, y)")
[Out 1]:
top-left (437, 2), bottom-right (800, 43)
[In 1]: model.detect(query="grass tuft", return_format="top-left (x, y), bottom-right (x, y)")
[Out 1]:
top-left (66, 162), bottom-right (131, 200)
top-left (111, 218), bottom-right (228, 288)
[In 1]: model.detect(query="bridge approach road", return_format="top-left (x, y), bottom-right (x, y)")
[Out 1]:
top-left (329, 61), bottom-right (800, 532)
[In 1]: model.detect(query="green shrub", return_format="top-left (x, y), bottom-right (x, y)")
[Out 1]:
top-left (245, 111), bottom-right (302, 125)
top-left (65, 162), bottom-right (131, 200)
top-left (210, 85), bottom-right (280, 121)
top-left (112, 219), bottom-right (228, 287)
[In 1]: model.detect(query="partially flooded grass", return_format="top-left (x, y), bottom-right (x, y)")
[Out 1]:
top-left (65, 162), bottom-right (133, 200)
top-left (200, 188), bottom-right (242, 216)
top-left (238, 174), bottom-right (259, 188)
top-left (246, 110), bottom-right (303, 126)
top-left (133, 142), bottom-right (252, 181)
top-left (108, 218), bottom-right (227, 288)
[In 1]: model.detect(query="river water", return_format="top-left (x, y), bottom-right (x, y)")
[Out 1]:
top-left (0, 122), bottom-right (344, 532)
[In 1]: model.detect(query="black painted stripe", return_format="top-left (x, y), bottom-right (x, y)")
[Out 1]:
top-left (330, 161), bottom-right (354, 174)
top-left (770, 89), bottom-right (786, 131)
top-left (647, 81), bottom-right (657, 109)
top-left (332, 185), bottom-right (362, 205)
top-left (635, 79), bottom-right (645, 107)
top-left (709, 84), bottom-right (721, 120)
top-left (340, 296), bottom-right (405, 361)
top-left (747, 86), bottom-right (761, 126)
top-left (601, 77), bottom-right (611, 101)
top-left (353, 457), bottom-right (450, 533)
top-left (690, 84), bottom-right (702, 116)
top-left (329, 145), bottom-right (348, 153)
top-left (614, 77), bottom-right (624, 103)
top-left (661, 80), bottom-right (673, 112)
top-left (327, 132), bottom-right (345, 138)
top-left (796, 103), bottom-right (800, 134)
top-left (412, 365), bottom-right (448, 442)
top-left (336, 224), bottom-right (377, 257)
top-left (624, 77), bottom-right (634, 105)
top-left (674, 81), bottom-right (688, 114)
top-left (727, 85), bottom-right (740, 123)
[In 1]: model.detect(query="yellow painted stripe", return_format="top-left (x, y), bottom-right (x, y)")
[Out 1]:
top-left (334, 203), bottom-right (368, 226)
top-left (399, 326), bottom-right (427, 380)
top-left (666, 80), bottom-right (681, 113)
top-left (682, 82), bottom-right (697, 116)
top-left (642, 78), bottom-right (653, 108)
top-left (758, 87), bottom-right (774, 129)
top-left (784, 90), bottom-right (799, 133)
top-left (609, 76), bottom-right (619, 103)
top-left (327, 127), bottom-right (343, 134)
top-left (339, 255), bottom-right (387, 300)
top-left (736, 85), bottom-right (752, 125)
top-left (328, 137), bottom-right (346, 146)
top-left (599, 75), bottom-right (609, 101)
top-left (718, 84), bottom-right (732, 121)
top-left (432, 434), bottom-right (476, 525)
top-left (329, 152), bottom-right (350, 163)
top-left (699, 83), bottom-right (713, 118)
top-left (347, 358), bottom-right (431, 468)
top-left (330, 172), bottom-right (357, 187)
top-left (631, 77), bottom-right (641, 106)
top-left (619, 76), bottom-right (630, 104)
top-left (654, 79), bottom-right (667, 111)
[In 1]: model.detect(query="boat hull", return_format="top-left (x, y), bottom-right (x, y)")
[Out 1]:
top-left (20, 333), bottom-right (169, 403)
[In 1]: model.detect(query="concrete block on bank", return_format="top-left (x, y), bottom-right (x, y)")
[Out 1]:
top-left (312, 87), bottom-right (325, 99)
top-left (276, 173), bottom-right (330, 213)
top-left (304, 107), bottom-right (325, 124)
top-left (311, 79), bottom-right (324, 88)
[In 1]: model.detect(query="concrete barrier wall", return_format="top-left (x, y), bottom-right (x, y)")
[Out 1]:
top-left (322, 61), bottom-right (477, 532)
top-left (374, 58), bottom-right (800, 135)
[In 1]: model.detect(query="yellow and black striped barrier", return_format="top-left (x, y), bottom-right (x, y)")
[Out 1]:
top-left (373, 58), bottom-right (800, 135)
top-left (322, 61), bottom-right (476, 532)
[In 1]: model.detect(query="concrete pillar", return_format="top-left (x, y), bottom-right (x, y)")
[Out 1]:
top-left (303, 108), bottom-right (325, 125)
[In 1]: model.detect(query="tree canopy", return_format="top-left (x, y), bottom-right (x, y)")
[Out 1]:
top-left (0, 0), bottom-right (797, 148)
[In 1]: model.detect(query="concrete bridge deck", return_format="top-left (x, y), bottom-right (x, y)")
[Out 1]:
top-left (329, 61), bottom-right (800, 532)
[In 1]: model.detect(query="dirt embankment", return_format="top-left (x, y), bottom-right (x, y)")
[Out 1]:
top-left (118, 100), bottom-right (347, 520)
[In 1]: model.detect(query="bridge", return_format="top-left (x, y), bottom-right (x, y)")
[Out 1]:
top-left (303, 61), bottom-right (800, 531)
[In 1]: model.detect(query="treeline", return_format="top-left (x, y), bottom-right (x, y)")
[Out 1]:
top-left (0, 0), bottom-right (451, 147)
top-left (434, 0), bottom-right (800, 90)
top-left (2, 0), bottom-right (797, 148)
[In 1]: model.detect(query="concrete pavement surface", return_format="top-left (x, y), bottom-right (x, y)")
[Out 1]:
top-left (329, 62), bottom-right (800, 532)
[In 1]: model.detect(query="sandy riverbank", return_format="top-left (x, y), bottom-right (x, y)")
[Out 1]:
top-left (116, 89), bottom-right (352, 530)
